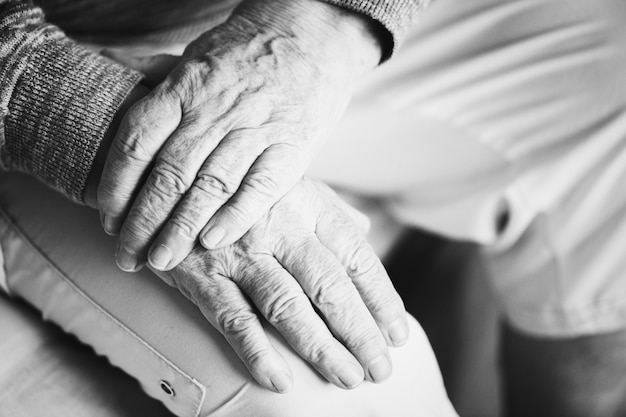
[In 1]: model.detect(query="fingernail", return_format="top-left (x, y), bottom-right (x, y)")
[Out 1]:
top-left (201, 225), bottom-right (227, 249)
top-left (338, 362), bottom-right (364, 389)
top-left (270, 372), bottom-right (293, 393)
top-left (367, 355), bottom-right (392, 383)
top-left (388, 318), bottom-right (409, 346)
top-left (149, 244), bottom-right (172, 271)
top-left (116, 247), bottom-right (138, 272)
top-left (102, 215), bottom-right (118, 236)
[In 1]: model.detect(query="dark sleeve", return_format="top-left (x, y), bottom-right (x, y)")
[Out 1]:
top-left (0, 0), bottom-right (142, 203)
top-left (318, 0), bottom-right (431, 59)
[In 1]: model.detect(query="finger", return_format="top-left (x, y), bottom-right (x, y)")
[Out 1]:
top-left (102, 50), bottom-right (181, 87)
top-left (116, 122), bottom-right (223, 272)
top-left (187, 268), bottom-right (294, 393)
top-left (233, 253), bottom-right (365, 390)
top-left (97, 87), bottom-right (182, 235)
top-left (147, 129), bottom-right (267, 271)
top-left (201, 144), bottom-right (306, 249)
top-left (274, 233), bottom-right (392, 383)
top-left (316, 208), bottom-right (409, 348)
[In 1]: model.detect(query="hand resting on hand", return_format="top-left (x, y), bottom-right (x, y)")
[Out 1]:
top-left (96, 0), bottom-right (383, 273)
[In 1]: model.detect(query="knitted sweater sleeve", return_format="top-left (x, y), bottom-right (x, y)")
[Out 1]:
top-left (0, 0), bottom-right (142, 204)
top-left (318, 0), bottom-right (431, 58)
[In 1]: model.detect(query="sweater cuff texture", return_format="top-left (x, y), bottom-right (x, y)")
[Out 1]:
top-left (318, 0), bottom-right (430, 60)
top-left (2, 35), bottom-right (141, 204)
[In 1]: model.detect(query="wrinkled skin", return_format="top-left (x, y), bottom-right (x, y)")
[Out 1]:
top-left (91, 0), bottom-right (394, 392)
top-left (153, 178), bottom-right (408, 393)
top-left (96, 0), bottom-right (383, 273)
top-left (87, 81), bottom-right (409, 392)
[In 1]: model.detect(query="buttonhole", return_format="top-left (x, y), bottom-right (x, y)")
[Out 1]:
top-left (160, 380), bottom-right (175, 397)
top-left (495, 198), bottom-right (511, 236)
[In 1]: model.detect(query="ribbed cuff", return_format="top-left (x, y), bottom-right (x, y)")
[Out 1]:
top-left (318, 0), bottom-right (430, 60)
top-left (3, 36), bottom-right (142, 204)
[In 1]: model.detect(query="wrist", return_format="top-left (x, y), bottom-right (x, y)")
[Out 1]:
top-left (84, 83), bottom-right (151, 208)
top-left (232, 0), bottom-right (384, 75)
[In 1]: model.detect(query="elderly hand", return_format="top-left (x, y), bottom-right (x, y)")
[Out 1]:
top-left (153, 177), bottom-right (408, 392)
top-left (86, 64), bottom-right (406, 394)
top-left (96, 0), bottom-right (383, 273)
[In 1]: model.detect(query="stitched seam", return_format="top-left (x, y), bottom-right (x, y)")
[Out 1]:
top-left (0, 208), bottom-right (206, 417)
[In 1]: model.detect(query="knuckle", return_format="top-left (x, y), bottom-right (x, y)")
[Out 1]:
top-left (245, 169), bottom-right (282, 199)
top-left (122, 217), bottom-right (154, 242)
top-left (369, 289), bottom-right (404, 320)
top-left (194, 171), bottom-right (237, 199)
top-left (149, 160), bottom-right (191, 198)
top-left (345, 242), bottom-right (379, 279)
top-left (218, 308), bottom-right (259, 338)
top-left (175, 60), bottom-right (212, 98)
top-left (168, 215), bottom-right (199, 241)
top-left (307, 339), bottom-right (338, 365)
top-left (263, 290), bottom-right (309, 326)
top-left (345, 328), bottom-right (384, 352)
top-left (121, 207), bottom-right (162, 242)
top-left (311, 277), bottom-right (353, 309)
top-left (242, 346), bottom-right (274, 371)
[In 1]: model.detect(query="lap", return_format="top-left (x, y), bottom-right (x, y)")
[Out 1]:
top-left (0, 172), bottom-right (456, 417)
top-left (0, 293), bottom-right (173, 417)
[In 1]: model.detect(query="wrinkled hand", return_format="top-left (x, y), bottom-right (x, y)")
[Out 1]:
top-left (97, 0), bottom-right (383, 273)
top-left (153, 178), bottom-right (408, 392)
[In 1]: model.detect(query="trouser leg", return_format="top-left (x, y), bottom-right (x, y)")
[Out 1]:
top-left (501, 323), bottom-right (626, 417)
top-left (0, 172), bottom-right (457, 417)
top-left (0, 294), bottom-right (173, 417)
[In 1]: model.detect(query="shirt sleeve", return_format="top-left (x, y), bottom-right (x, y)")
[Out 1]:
top-left (0, 0), bottom-right (142, 204)
top-left (318, 0), bottom-right (432, 59)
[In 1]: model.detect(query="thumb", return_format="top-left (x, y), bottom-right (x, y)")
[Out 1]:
top-left (102, 49), bottom-right (180, 87)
